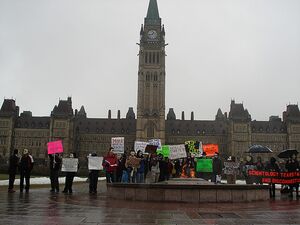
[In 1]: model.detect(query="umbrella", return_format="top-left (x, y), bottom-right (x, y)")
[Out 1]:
top-left (246, 145), bottom-right (273, 153)
top-left (278, 149), bottom-right (298, 159)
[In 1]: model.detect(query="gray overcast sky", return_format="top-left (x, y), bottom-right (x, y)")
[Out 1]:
top-left (1, 0), bottom-right (300, 120)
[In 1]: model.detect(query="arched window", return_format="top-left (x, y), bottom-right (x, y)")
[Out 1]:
top-left (146, 72), bottom-right (150, 81)
top-left (154, 72), bottom-right (158, 81)
top-left (149, 52), bottom-right (152, 63)
top-left (157, 52), bottom-right (159, 64)
top-left (147, 123), bottom-right (154, 138)
top-left (152, 52), bottom-right (155, 63)
top-left (145, 52), bottom-right (148, 63)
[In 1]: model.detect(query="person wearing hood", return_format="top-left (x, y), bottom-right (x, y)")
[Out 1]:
top-left (19, 149), bottom-right (34, 193)
top-left (266, 157), bottom-right (280, 198)
top-left (8, 149), bottom-right (19, 193)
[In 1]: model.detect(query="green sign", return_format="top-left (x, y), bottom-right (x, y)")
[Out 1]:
top-left (156, 145), bottom-right (170, 157)
top-left (196, 158), bottom-right (212, 172)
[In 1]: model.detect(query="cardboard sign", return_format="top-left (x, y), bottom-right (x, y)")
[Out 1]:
top-left (47, 140), bottom-right (64, 154)
top-left (134, 141), bottom-right (148, 153)
top-left (169, 145), bottom-right (187, 160)
top-left (202, 144), bottom-right (218, 157)
top-left (61, 158), bottom-right (78, 172)
top-left (88, 156), bottom-right (103, 170)
top-left (223, 162), bottom-right (240, 175)
top-left (196, 158), bottom-right (213, 172)
top-left (157, 145), bottom-right (170, 157)
top-left (148, 139), bottom-right (162, 149)
top-left (111, 137), bottom-right (124, 154)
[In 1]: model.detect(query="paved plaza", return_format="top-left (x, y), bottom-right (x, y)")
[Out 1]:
top-left (0, 181), bottom-right (300, 225)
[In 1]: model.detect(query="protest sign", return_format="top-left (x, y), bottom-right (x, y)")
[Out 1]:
top-left (248, 170), bottom-right (300, 184)
top-left (111, 137), bottom-right (124, 154)
top-left (223, 161), bottom-right (240, 175)
top-left (61, 158), bottom-right (78, 172)
top-left (196, 158), bottom-right (213, 172)
top-left (134, 141), bottom-right (148, 153)
top-left (47, 140), bottom-right (64, 154)
top-left (148, 139), bottom-right (162, 149)
top-left (202, 144), bottom-right (218, 157)
top-left (169, 145), bottom-right (187, 160)
top-left (88, 156), bottom-right (103, 170)
top-left (185, 140), bottom-right (202, 156)
top-left (157, 145), bottom-right (170, 157)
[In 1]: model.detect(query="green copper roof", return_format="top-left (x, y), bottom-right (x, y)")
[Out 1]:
top-left (146, 0), bottom-right (160, 19)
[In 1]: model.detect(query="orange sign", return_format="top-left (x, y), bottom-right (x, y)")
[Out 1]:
top-left (202, 144), bottom-right (219, 157)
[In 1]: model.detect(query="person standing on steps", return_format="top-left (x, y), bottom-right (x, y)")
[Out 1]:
top-left (49, 153), bottom-right (62, 193)
top-left (8, 149), bottom-right (19, 193)
top-left (19, 149), bottom-right (34, 193)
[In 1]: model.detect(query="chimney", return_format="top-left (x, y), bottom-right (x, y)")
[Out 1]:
top-left (191, 111), bottom-right (194, 121)
top-left (117, 110), bottom-right (121, 119)
top-left (108, 110), bottom-right (111, 119)
top-left (181, 111), bottom-right (185, 120)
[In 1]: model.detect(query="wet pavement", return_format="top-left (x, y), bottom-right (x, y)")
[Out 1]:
top-left (0, 181), bottom-right (300, 225)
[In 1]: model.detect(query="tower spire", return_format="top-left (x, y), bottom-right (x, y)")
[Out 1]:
top-left (146, 0), bottom-right (160, 19)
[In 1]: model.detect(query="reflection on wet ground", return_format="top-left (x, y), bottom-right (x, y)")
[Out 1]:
top-left (0, 181), bottom-right (300, 225)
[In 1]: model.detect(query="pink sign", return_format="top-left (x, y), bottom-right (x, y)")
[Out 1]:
top-left (47, 140), bottom-right (64, 154)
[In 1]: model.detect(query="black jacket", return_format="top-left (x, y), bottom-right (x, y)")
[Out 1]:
top-left (213, 157), bottom-right (222, 175)
top-left (8, 154), bottom-right (19, 173)
top-left (19, 155), bottom-right (34, 172)
top-left (49, 155), bottom-right (62, 171)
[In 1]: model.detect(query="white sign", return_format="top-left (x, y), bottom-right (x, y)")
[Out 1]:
top-left (169, 145), bottom-right (187, 160)
top-left (88, 156), bottom-right (103, 170)
top-left (134, 141), bottom-right (148, 153)
top-left (61, 158), bottom-right (78, 172)
top-left (148, 139), bottom-right (162, 149)
top-left (111, 137), bottom-right (125, 154)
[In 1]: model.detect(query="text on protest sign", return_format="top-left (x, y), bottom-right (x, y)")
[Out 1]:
top-left (223, 161), bottom-right (240, 175)
top-left (148, 139), bottom-right (162, 149)
top-left (134, 141), bottom-right (148, 153)
top-left (47, 140), bottom-right (64, 155)
top-left (248, 170), bottom-right (300, 184)
top-left (157, 145), bottom-right (170, 157)
top-left (88, 157), bottom-right (103, 170)
top-left (111, 137), bottom-right (124, 154)
top-left (61, 158), bottom-right (78, 172)
top-left (185, 141), bottom-right (202, 156)
top-left (169, 145), bottom-right (187, 160)
top-left (202, 144), bottom-right (218, 157)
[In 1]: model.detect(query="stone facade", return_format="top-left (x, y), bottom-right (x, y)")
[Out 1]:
top-left (1, 0), bottom-right (300, 165)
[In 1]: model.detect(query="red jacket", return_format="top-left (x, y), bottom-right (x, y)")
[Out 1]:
top-left (102, 154), bottom-right (118, 172)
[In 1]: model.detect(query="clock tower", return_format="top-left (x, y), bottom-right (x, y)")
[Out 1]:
top-left (136, 0), bottom-right (166, 143)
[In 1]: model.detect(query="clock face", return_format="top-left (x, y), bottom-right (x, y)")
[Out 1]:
top-left (147, 30), bottom-right (157, 39)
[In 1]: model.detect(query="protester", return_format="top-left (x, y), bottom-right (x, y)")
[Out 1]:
top-left (49, 153), bottom-right (62, 193)
top-left (243, 156), bottom-right (255, 184)
top-left (117, 153), bottom-right (127, 182)
top-left (285, 154), bottom-right (299, 198)
top-left (125, 150), bottom-right (141, 183)
top-left (255, 156), bottom-right (264, 185)
top-left (102, 147), bottom-right (118, 183)
top-left (8, 149), bottom-right (19, 193)
top-left (174, 159), bottom-right (181, 178)
top-left (212, 152), bottom-right (222, 184)
top-left (226, 156), bottom-right (237, 184)
top-left (89, 153), bottom-right (99, 194)
top-left (158, 155), bottom-right (169, 182)
top-left (266, 157), bottom-right (280, 198)
top-left (62, 153), bottom-right (78, 194)
top-left (149, 154), bottom-right (160, 183)
top-left (136, 150), bottom-right (146, 183)
top-left (19, 149), bottom-right (34, 193)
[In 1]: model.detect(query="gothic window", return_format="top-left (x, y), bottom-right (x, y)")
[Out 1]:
top-left (146, 72), bottom-right (150, 81)
top-left (157, 52), bottom-right (159, 63)
top-left (147, 124), bottom-right (154, 138)
top-left (145, 52), bottom-right (148, 63)
top-left (149, 52), bottom-right (152, 63)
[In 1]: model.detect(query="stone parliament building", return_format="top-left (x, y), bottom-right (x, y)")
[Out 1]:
top-left (1, 0), bottom-right (300, 166)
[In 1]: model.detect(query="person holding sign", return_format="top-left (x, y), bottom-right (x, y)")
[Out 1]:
top-left (49, 153), bottom-right (62, 193)
top-left (62, 153), bottom-right (78, 194)
top-left (19, 149), bottom-right (34, 193)
top-left (102, 147), bottom-right (118, 183)
top-left (89, 153), bottom-right (99, 194)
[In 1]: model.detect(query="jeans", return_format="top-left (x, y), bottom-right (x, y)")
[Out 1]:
top-left (105, 171), bottom-right (116, 183)
top-left (89, 170), bottom-right (99, 193)
top-left (50, 170), bottom-right (60, 191)
top-left (121, 170), bottom-right (129, 183)
top-left (136, 172), bottom-right (145, 183)
top-left (8, 171), bottom-right (16, 190)
top-left (20, 170), bottom-right (31, 191)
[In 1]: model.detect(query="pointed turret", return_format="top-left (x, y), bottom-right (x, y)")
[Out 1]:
top-left (145, 0), bottom-right (161, 25)
top-left (77, 106), bottom-right (87, 118)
